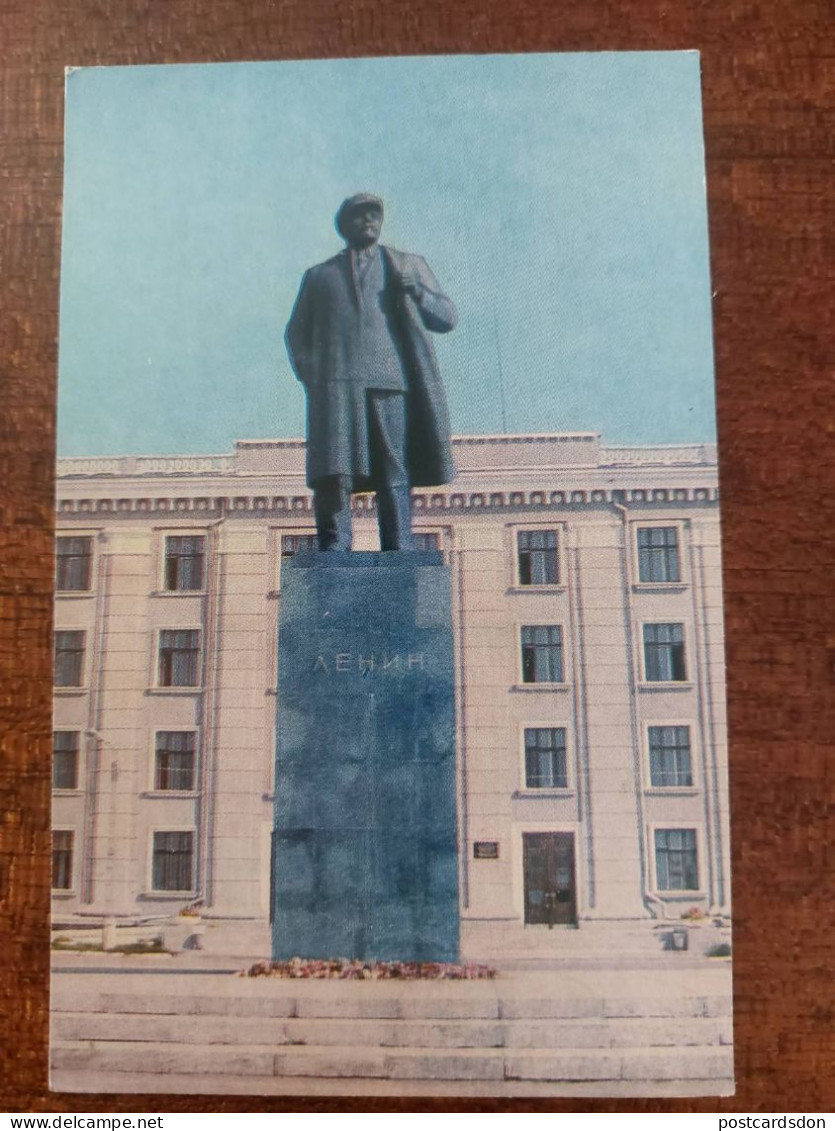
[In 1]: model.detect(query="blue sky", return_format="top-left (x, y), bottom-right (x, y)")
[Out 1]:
top-left (58, 52), bottom-right (715, 456)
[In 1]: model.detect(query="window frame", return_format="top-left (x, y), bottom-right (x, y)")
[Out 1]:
top-left (55, 534), bottom-right (95, 594)
top-left (411, 529), bottom-right (445, 556)
top-left (650, 824), bottom-right (704, 895)
top-left (155, 628), bottom-right (202, 690)
top-left (150, 729), bottom-right (199, 794)
top-left (518, 624), bottom-right (567, 687)
top-left (53, 729), bottom-right (82, 792)
top-left (272, 526), bottom-right (319, 594)
top-left (162, 534), bottom-right (207, 593)
top-left (644, 722), bottom-right (698, 791)
top-left (640, 621), bottom-right (689, 685)
top-left (631, 520), bottom-right (688, 589)
top-left (279, 531), bottom-right (320, 560)
top-left (149, 827), bottom-right (197, 895)
top-left (508, 523), bottom-right (566, 591)
top-left (52, 827), bottom-right (76, 892)
top-left (53, 629), bottom-right (86, 689)
top-left (518, 723), bottom-right (572, 793)
top-left (152, 528), bottom-right (209, 596)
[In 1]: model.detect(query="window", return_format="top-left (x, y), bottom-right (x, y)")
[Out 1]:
top-left (164, 536), bottom-right (205, 591)
top-left (648, 725), bottom-right (693, 787)
top-left (52, 830), bottom-right (74, 890)
top-left (637, 527), bottom-right (680, 583)
top-left (643, 623), bottom-right (686, 682)
top-left (521, 625), bottom-right (564, 683)
top-left (280, 534), bottom-right (318, 559)
top-left (152, 831), bottom-right (194, 892)
top-left (53, 732), bottom-right (80, 790)
top-left (413, 532), bottom-right (441, 552)
top-left (54, 631), bottom-right (85, 687)
top-left (56, 536), bottom-right (93, 591)
top-left (654, 828), bottom-right (699, 890)
top-left (517, 530), bottom-right (559, 585)
top-left (154, 732), bottom-right (196, 791)
top-left (158, 630), bottom-right (200, 687)
top-left (524, 727), bottom-right (568, 788)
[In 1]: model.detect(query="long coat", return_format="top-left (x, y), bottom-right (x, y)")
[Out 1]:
top-left (285, 246), bottom-right (457, 490)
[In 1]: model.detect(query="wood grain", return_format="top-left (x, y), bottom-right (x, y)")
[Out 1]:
top-left (1, 0), bottom-right (833, 1113)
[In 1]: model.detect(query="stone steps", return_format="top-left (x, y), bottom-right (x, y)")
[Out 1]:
top-left (54, 1011), bottom-right (732, 1050)
top-left (50, 974), bottom-right (734, 1095)
top-left (52, 989), bottom-right (730, 1021)
top-left (52, 1040), bottom-right (733, 1085)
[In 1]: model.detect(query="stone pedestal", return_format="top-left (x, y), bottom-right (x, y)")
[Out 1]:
top-left (272, 551), bottom-right (459, 963)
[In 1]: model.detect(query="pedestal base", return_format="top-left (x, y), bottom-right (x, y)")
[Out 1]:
top-left (272, 551), bottom-right (459, 963)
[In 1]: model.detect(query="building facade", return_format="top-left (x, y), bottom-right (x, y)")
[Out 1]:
top-left (52, 433), bottom-right (730, 947)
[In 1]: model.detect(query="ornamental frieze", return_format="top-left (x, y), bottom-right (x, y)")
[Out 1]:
top-left (56, 485), bottom-right (719, 516)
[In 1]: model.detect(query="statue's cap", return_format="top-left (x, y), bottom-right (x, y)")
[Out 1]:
top-left (335, 193), bottom-right (384, 237)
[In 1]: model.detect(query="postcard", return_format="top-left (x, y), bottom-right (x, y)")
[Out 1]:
top-left (51, 51), bottom-right (733, 1098)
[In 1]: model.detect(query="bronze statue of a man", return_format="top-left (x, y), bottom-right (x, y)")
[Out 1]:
top-left (285, 194), bottom-right (457, 551)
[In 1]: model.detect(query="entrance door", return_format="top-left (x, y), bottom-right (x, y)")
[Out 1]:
top-left (523, 832), bottom-right (577, 926)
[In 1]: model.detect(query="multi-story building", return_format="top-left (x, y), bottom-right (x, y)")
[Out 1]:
top-left (52, 432), bottom-right (729, 952)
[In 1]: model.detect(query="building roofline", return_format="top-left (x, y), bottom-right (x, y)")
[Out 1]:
top-left (54, 429), bottom-right (720, 518)
top-left (56, 429), bottom-right (710, 470)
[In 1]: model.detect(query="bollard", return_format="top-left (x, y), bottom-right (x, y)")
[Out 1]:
top-left (671, 927), bottom-right (689, 951)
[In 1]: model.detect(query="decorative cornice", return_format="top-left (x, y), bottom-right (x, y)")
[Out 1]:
top-left (56, 484), bottom-right (719, 517)
top-left (55, 434), bottom-right (719, 517)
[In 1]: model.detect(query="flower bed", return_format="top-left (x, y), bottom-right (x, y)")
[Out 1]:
top-left (244, 958), bottom-right (496, 980)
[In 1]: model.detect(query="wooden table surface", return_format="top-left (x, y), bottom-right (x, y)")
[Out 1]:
top-left (1, 0), bottom-right (832, 1113)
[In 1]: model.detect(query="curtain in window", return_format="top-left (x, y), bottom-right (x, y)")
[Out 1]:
top-left (152, 831), bottom-right (194, 891)
top-left (643, 623), bottom-right (686, 681)
top-left (524, 727), bottom-right (567, 788)
top-left (655, 828), bottom-right (698, 890)
top-left (155, 732), bottom-right (196, 790)
top-left (637, 527), bottom-right (680, 583)
top-left (53, 731), bottom-right (80, 790)
top-left (158, 630), bottom-right (199, 686)
top-left (649, 725), bottom-right (692, 786)
top-left (165, 537), bottom-right (205, 590)
top-left (518, 530), bottom-right (559, 585)
top-left (521, 625), bottom-right (563, 683)
top-left (52, 831), bottom-right (74, 889)
top-left (56, 536), bottom-right (92, 591)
